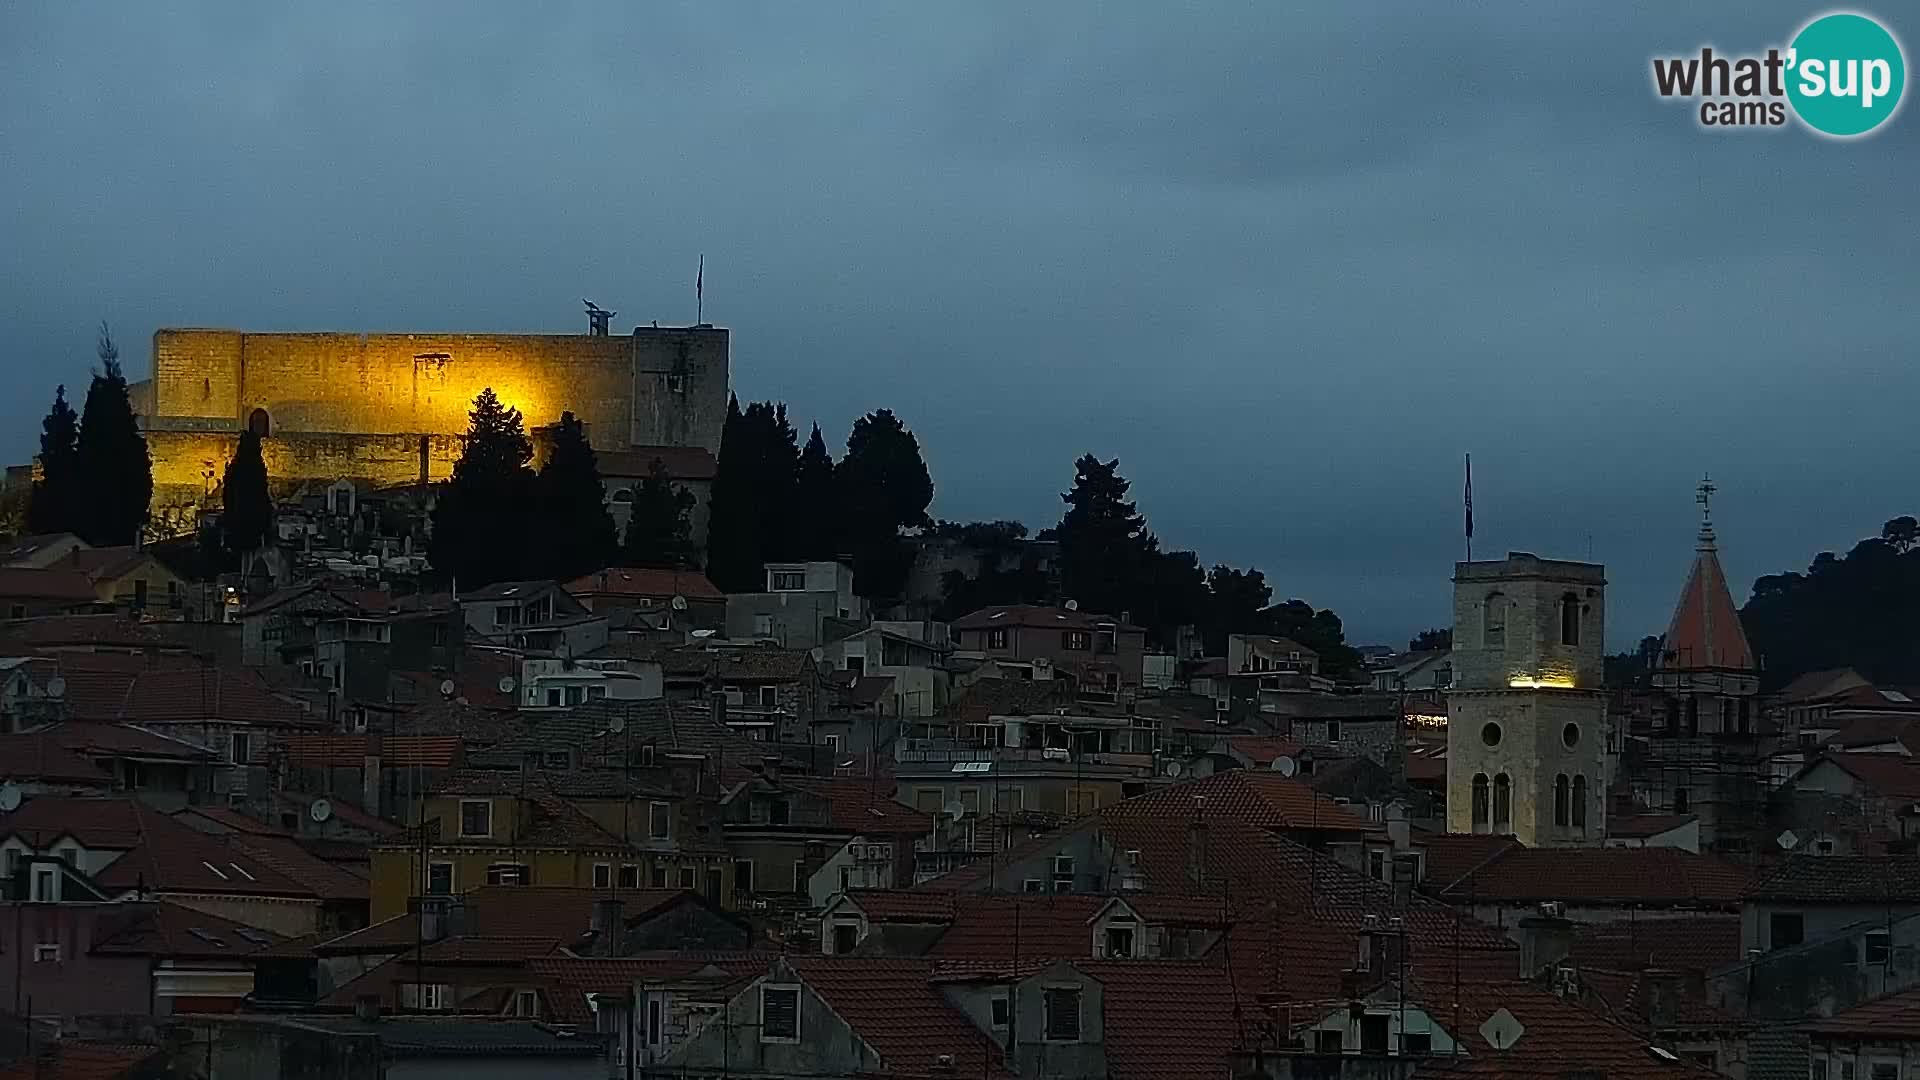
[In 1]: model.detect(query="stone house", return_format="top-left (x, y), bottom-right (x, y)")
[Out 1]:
top-left (563, 566), bottom-right (726, 631)
top-left (812, 623), bottom-right (952, 719)
top-left (723, 561), bottom-right (865, 650)
top-left (950, 604), bottom-right (1147, 689)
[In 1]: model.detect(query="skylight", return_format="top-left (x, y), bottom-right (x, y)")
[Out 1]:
top-left (229, 863), bottom-right (256, 881)
top-left (1881, 689), bottom-right (1912, 703)
top-left (187, 928), bottom-right (228, 947)
top-left (234, 929), bottom-right (271, 945)
top-left (202, 861), bottom-right (229, 880)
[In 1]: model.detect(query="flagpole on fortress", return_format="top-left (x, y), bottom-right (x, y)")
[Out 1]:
top-left (696, 255), bottom-right (704, 326)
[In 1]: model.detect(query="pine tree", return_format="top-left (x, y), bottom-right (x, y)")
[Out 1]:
top-left (73, 325), bottom-right (152, 545)
top-left (535, 411), bottom-right (618, 581)
top-left (704, 395), bottom-right (758, 590)
top-left (621, 460), bottom-right (697, 569)
top-left (792, 423), bottom-right (839, 560)
top-left (429, 388), bottom-right (537, 588)
top-left (1054, 454), bottom-right (1153, 618)
top-left (751, 402), bottom-right (802, 562)
top-left (219, 428), bottom-right (273, 563)
top-left (838, 409), bottom-right (933, 601)
top-left (28, 385), bottom-right (80, 535)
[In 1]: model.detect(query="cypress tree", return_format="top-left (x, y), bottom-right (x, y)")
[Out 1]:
top-left (792, 423), bottom-right (840, 561)
top-left (838, 409), bottom-right (933, 601)
top-left (73, 325), bottom-right (153, 545)
top-left (219, 428), bottom-right (273, 564)
top-left (536, 411), bottom-right (618, 581)
top-left (28, 385), bottom-right (80, 535)
top-left (704, 395), bottom-right (757, 590)
top-left (621, 460), bottom-right (697, 569)
top-left (1054, 454), bottom-right (1152, 618)
top-left (429, 388), bottom-right (537, 588)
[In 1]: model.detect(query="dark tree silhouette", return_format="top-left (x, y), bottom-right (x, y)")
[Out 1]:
top-left (1408, 627), bottom-right (1453, 653)
top-left (838, 409), bottom-right (932, 601)
top-left (1742, 516), bottom-right (1920, 687)
top-left (1204, 565), bottom-right (1275, 655)
top-left (621, 460), bottom-right (698, 569)
top-left (536, 411), bottom-right (618, 581)
top-left (792, 423), bottom-right (840, 561)
top-left (28, 385), bottom-right (80, 535)
top-left (219, 428), bottom-right (272, 563)
top-left (1055, 454), bottom-right (1154, 619)
top-left (429, 388), bottom-right (537, 588)
top-left (704, 398), bottom-right (801, 590)
top-left (73, 325), bottom-right (152, 545)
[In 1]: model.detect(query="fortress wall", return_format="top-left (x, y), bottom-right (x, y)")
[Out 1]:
top-left (147, 430), bottom-right (463, 498)
top-left (153, 330), bottom-right (637, 442)
top-left (631, 326), bottom-right (730, 454)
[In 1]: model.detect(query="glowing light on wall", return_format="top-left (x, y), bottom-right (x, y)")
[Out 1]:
top-left (1508, 677), bottom-right (1578, 690)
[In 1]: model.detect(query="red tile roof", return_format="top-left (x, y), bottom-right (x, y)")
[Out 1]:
top-left (226, 835), bottom-right (369, 901)
top-left (89, 900), bottom-right (286, 959)
top-left (1100, 769), bottom-right (1376, 835)
top-left (788, 777), bottom-right (933, 837)
top-left (0, 733), bottom-right (114, 785)
top-left (1812, 751), bottom-right (1920, 799)
top-left (39, 721), bottom-right (216, 762)
top-left (1223, 735), bottom-right (1305, 765)
top-left (565, 567), bottom-right (723, 601)
top-left (1802, 984), bottom-right (1920, 1039)
top-left (838, 890), bottom-right (958, 923)
top-left (1824, 715), bottom-right (1920, 755)
top-left (1606, 813), bottom-right (1698, 840)
top-left (1567, 915), bottom-right (1744, 974)
top-left (1661, 531), bottom-right (1755, 671)
top-left (1745, 854), bottom-right (1920, 903)
top-left (786, 957), bottom-right (1011, 1078)
top-left (1443, 847), bottom-right (1752, 908)
top-left (0, 796), bottom-right (326, 898)
top-left (951, 604), bottom-right (1142, 632)
top-left (0, 566), bottom-right (103, 602)
top-left (23, 657), bottom-right (315, 727)
top-left (0, 1042), bottom-right (164, 1080)
top-left (1418, 833), bottom-right (1523, 891)
top-left (1409, 980), bottom-right (1707, 1078)
top-left (925, 895), bottom-right (1108, 960)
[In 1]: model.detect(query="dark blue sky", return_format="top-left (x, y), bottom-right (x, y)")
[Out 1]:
top-left (3, 2), bottom-right (1915, 647)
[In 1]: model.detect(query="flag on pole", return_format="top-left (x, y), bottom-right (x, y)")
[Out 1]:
top-left (1464, 454), bottom-right (1474, 547)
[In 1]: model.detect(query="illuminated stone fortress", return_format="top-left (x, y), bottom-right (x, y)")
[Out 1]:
top-left (132, 320), bottom-right (729, 516)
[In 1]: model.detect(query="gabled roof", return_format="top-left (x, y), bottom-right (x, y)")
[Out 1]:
top-left (1802, 984), bottom-right (1920, 1039)
top-left (565, 567), bottom-right (723, 601)
top-left (1099, 769), bottom-right (1376, 835)
top-left (0, 567), bottom-right (102, 602)
top-left (1824, 713), bottom-right (1920, 755)
top-left (90, 900), bottom-right (286, 959)
top-left (951, 604), bottom-right (1142, 632)
top-left (0, 796), bottom-right (328, 898)
top-left (1408, 979), bottom-right (1708, 1078)
top-left (0, 733), bottom-right (114, 785)
top-left (39, 721), bottom-right (218, 762)
top-left (278, 733), bottom-right (463, 768)
top-left (1745, 854), bottom-right (1920, 903)
top-left (0, 532), bottom-right (83, 564)
top-left (1660, 508), bottom-right (1755, 671)
top-left (1443, 847), bottom-right (1752, 908)
top-left (783, 957), bottom-right (1011, 1078)
top-left (785, 777), bottom-right (932, 837)
top-left (458, 579), bottom-right (564, 602)
top-left (0, 1040), bottom-right (165, 1080)
top-left (1778, 667), bottom-right (1869, 703)
top-left (1803, 751), bottom-right (1920, 800)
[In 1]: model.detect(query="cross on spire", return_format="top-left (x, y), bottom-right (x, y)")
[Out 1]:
top-left (1696, 473), bottom-right (1717, 550)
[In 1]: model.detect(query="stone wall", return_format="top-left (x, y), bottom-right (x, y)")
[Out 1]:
top-left (147, 430), bottom-right (463, 498)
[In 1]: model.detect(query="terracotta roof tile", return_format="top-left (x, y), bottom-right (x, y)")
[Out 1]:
top-left (925, 895), bottom-right (1108, 960)
top-left (0, 796), bottom-right (324, 897)
top-left (1417, 833), bottom-right (1523, 891)
top-left (565, 567), bottom-right (723, 601)
top-left (276, 734), bottom-right (463, 768)
top-left (785, 957), bottom-right (1011, 1078)
top-left (1809, 751), bottom-right (1920, 799)
top-left (0, 567), bottom-right (103, 602)
top-left (1100, 769), bottom-right (1377, 835)
top-left (0, 1042), bottom-right (163, 1080)
top-left (1802, 984), bottom-right (1920, 1039)
top-left (89, 900), bottom-right (286, 959)
top-left (1444, 846), bottom-right (1751, 908)
top-left (1084, 960), bottom-right (1242, 1080)
top-left (1404, 980), bottom-right (1708, 1078)
top-left (0, 733), bottom-right (114, 785)
top-left (39, 721), bottom-right (218, 762)
top-left (786, 777), bottom-right (932, 837)
top-left (1662, 531), bottom-right (1755, 671)
top-left (1745, 854), bottom-right (1920, 903)
top-left (1568, 915), bottom-right (1744, 974)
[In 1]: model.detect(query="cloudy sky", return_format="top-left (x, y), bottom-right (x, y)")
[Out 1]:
top-left (3, 2), bottom-right (1914, 647)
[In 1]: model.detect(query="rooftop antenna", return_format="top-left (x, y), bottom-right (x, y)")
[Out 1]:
top-left (584, 300), bottom-right (615, 337)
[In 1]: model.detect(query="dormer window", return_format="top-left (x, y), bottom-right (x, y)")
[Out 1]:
top-left (1103, 925), bottom-right (1135, 958)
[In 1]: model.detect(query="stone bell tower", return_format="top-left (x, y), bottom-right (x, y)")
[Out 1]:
top-left (1446, 552), bottom-right (1609, 847)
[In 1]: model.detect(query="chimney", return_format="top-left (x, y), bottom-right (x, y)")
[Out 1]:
top-left (591, 898), bottom-right (625, 959)
top-left (354, 994), bottom-right (382, 1023)
top-left (1515, 907), bottom-right (1574, 978)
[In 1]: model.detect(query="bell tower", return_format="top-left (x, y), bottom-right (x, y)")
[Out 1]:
top-left (1446, 552), bottom-right (1609, 846)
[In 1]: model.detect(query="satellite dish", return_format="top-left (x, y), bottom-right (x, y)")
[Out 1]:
top-left (1478, 1007), bottom-right (1525, 1050)
top-left (1164, 761), bottom-right (1184, 779)
top-left (1776, 829), bottom-right (1800, 851)
top-left (1064, 599), bottom-right (1079, 612)
top-left (438, 679), bottom-right (456, 698)
top-left (46, 676), bottom-right (66, 700)
top-left (942, 799), bottom-right (967, 822)
top-left (309, 798), bottom-right (333, 823)
top-left (671, 595), bottom-right (688, 611)
top-left (498, 676), bottom-right (517, 694)
top-left (1271, 755), bottom-right (1299, 777)
top-left (608, 714), bottom-right (627, 733)
top-left (0, 783), bottom-right (21, 812)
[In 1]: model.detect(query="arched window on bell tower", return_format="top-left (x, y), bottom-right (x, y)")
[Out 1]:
top-left (1572, 775), bottom-right (1588, 830)
top-left (1553, 774), bottom-right (1570, 826)
top-left (1471, 774), bottom-right (1490, 833)
top-left (1483, 593), bottom-right (1506, 648)
top-left (1492, 774), bottom-right (1512, 834)
top-left (1559, 592), bottom-right (1581, 646)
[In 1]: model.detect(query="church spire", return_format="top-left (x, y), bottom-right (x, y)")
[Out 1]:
top-left (1663, 474), bottom-right (1754, 671)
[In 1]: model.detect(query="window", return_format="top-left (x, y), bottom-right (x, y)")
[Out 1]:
top-left (1770, 912), bottom-right (1805, 950)
top-left (1562, 722), bottom-right (1580, 748)
top-left (1104, 926), bottom-right (1135, 957)
top-left (486, 863), bottom-right (530, 885)
top-left (426, 862), bottom-right (454, 895)
top-left (832, 920), bottom-right (859, 954)
top-left (511, 990), bottom-right (540, 1018)
top-left (1043, 987), bottom-right (1081, 1041)
top-left (546, 688), bottom-right (563, 707)
top-left (3, 849), bottom-right (19, 879)
top-left (1483, 593), bottom-right (1506, 646)
top-left (32, 867), bottom-right (57, 903)
top-left (649, 802), bottom-right (671, 840)
top-left (1572, 775), bottom-right (1588, 829)
top-left (679, 866), bottom-right (696, 889)
top-left (229, 732), bottom-right (252, 764)
top-left (460, 800), bottom-right (493, 838)
top-left (1559, 593), bottom-right (1581, 646)
top-left (1315, 1029), bottom-right (1343, 1053)
top-left (1685, 697), bottom-right (1699, 737)
top-left (1022, 879), bottom-right (1044, 894)
top-left (823, 733), bottom-right (842, 754)
top-left (8, 605), bottom-right (23, 619)
top-left (1471, 774), bottom-right (1490, 831)
top-left (1360, 1013), bottom-right (1390, 1054)
top-left (616, 864), bottom-right (638, 888)
top-left (1673, 787), bottom-right (1690, 814)
top-left (1481, 722), bottom-right (1501, 747)
top-left (1368, 850), bottom-right (1386, 881)
top-left (753, 614), bottom-right (774, 637)
top-left (761, 985), bottom-right (801, 1041)
top-left (650, 865), bottom-right (668, 888)
top-left (133, 579), bottom-right (149, 609)
top-left (1062, 630), bottom-right (1092, 650)
top-left (1402, 1031), bottom-right (1432, 1056)
top-left (1554, 774), bottom-right (1570, 826)
top-left (771, 571), bottom-right (806, 591)
top-left (735, 859), bottom-right (755, 895)
top-left (645, 997), bottom-right (664, 1045)
top-left (998, 787), bottom-right (1025, 813)
top-left (706, 867), bottom-right (723, 900)
top-left (1869, 1064), bottom-right (1896, 1080)
top-left (759, 685), bottom-right (777, 708)
top-left (33, 944), bottom-right (60, 963)
top-left (844, 656), bottom-right (864, 676)
top-left (990, 994), bottom-right (1010, 1029)
top-left (593, 863), bottom-right (612, 889)
top-left (1492, 774), bottom-right (1512, 833)
top-left (544, 750), bottom-right (569, 769)
top-left (986, 628), bottom-right (1009, 650)
top-left (55, 846), bottom-right (77, 868)
top-left (1327, 720), bottom-right (1342, 743)
top-left (1866, 930), bottom-right (1891, 966)
top-left (495, 605), bottom-right (513, 628)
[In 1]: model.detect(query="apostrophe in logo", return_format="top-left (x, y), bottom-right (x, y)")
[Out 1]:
top-left (1786, 13), bottom-right (1905, 136)
top-left (1650, 11), bottom-right (1905, 138)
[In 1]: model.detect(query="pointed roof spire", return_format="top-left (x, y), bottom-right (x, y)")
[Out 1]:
top-left (1663, 474), bottom-right (1754, 671)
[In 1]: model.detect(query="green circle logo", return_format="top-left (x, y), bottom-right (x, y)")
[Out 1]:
top-left (1787, 13), bottom-right (1906, 137)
